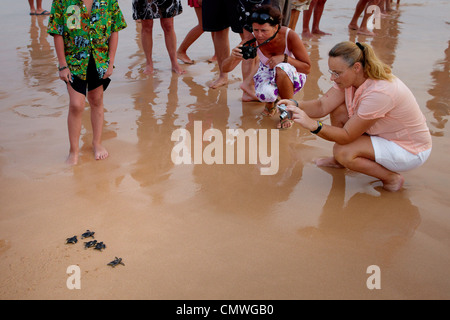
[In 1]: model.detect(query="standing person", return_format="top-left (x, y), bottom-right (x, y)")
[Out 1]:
top-left (279, 42), bottom-right (432, 191)
top-left (47, 0), bottom-right (127, 165)
top-left (132, 0), bottom-right (185, 74)
top-left (348, 0), bottom-right (381, 36)
top-left (177, 0), bottom-right (216, 64)
top-left (223, 5), bottom-right (311, 129)
top-left (300, 0), bottom-right (330, 38)
top-left (202, 0), bottom-right (242, 89)
top-left (28, 0), bottom-right (50, 15)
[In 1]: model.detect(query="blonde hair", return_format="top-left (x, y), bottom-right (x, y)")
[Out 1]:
top-left (329, 41), bottom-right (394, 81)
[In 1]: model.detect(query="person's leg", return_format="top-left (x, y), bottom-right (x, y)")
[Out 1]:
top-left (288, 9), bottom-right (300, 31)
top-left (210, 28), bottom-right (230, 88)
top-left (35, 0), bottom-right (44, 14)
top-left (311, 0), bottom-right (330, 35)
top-left (240, 29), bottom-right (259, 101)
top-left (348, 0), bottom-right (370, 30)
top-left (333, 135), bottom-right (404, 192)
top-left (28, 0), bottom-right (36, 14)
top-left (177, 7), bottom-right (203, 64)
top-left (302, 0), bottom-right (317, 38)
top-left (66, 85), bottom-right (87, 165)
top-left (140, 19), bottom-right (154, 74)
top-left (87, 85), bottom-right (109, 161)
top-left (160, 17), bottom-right (185, 74)
top-left (358, 0), bottom-right (381, 36)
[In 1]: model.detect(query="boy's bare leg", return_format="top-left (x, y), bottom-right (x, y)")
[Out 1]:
top-left (160, 17), bottom-right (185, 74)
top-left (66, 85), bottom-right (87, 165)
top-left (210, 28), bottom-right (229, 89)
top-left (88, 85), bottom-right (108, 161)
top-left (140, 19), bottom-right (154, 74)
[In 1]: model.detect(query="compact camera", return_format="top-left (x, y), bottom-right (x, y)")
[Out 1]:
top-left (277, 104), bottom-right (292, 120)
top-left (240, 44), bottom-right (258, 60)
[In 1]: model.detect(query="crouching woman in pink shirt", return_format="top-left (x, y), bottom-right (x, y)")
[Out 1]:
top-left (279, 41), bottom-right (432, 192)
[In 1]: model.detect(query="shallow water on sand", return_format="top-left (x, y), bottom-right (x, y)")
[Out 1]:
top-left (0, 0), bottom-right (449, 299)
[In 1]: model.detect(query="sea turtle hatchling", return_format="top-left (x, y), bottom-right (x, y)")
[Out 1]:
top-left (66, 236), bottom-right (78, 244)
top-left (94, 241), bottom-right (106, 251)
top-left (81, 230), bottom-right (95, 239)
top-left (84, 240), bottom-right (97, 249)
top-left (107, 257), bottom-right (125, 268)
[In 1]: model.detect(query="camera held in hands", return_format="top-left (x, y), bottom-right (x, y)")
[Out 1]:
top-left (277, 104), bottom-right (293, 120)
top-left (240, 43), bottom-right (257, 60)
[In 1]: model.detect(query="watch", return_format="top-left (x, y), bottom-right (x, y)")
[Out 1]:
top-left (58, 65), bottom-right (68, 72)
top-left (311, 121), bottom-right (323, 134)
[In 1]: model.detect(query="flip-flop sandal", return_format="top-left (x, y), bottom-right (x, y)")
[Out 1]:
top-left (261, 106), bottom-right (277, 117)
top-left (278, 118), bottom-right (294, 130)
top-left (36, 10), bottom-right (50, 15)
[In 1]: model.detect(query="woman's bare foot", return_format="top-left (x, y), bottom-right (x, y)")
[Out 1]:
top-left (172, 64), bottom-right (186, 75)
top-left (207, 55), bottom-right (217, 63)
top-left (209, 75), bottom-right (228, 89)
top-left (143, 64), bottom-right (154, 75)
top-left (312, 29), bottom-right (332, 36)
top-left (240, 83), bottom-right (259, 102)
top-left (315, 157), bottom-right (345, 168)
top-left (382, 174), bottom-right (405, 192)
top-left (177, 51), bottom-right (194, 64)
top-left (357, 27), bottom-right (376, 36)
top-left (66, 151), bottom-right (79, 166)
top-left (348, 23), bottom-right (359, 30)
top-left (93, 144), bottom-right (109, 161)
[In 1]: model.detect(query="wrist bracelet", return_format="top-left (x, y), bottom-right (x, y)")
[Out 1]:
top-left (289, 99), bottom-right (299, 108)
top-left (58, 65), bottom-right (68, 72)
top-left (311, 121), bottom-right (323, 134)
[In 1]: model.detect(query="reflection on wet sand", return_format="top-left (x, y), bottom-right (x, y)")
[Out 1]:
top-left (427, 41), bottom-right (450, 137)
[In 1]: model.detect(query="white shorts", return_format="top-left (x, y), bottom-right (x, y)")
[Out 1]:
top-left (370, 136), bottom-right (431, 172)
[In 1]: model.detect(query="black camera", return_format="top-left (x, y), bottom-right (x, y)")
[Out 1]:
top-left (277, 104), bottom-right (292, 120)
top-left (240, 44), bottom-right (257, 60)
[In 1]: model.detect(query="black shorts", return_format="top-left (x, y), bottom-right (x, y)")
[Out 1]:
top-left (202, 0), bottom-right (242, 33)
top-left (69, 55), bottom-right (111, 96)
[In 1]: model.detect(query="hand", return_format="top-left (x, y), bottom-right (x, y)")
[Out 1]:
top-left (103, 65), bottom-right (114, 79)
top-left (277, 100), bottom-right (317, 131)
top-left (267, 54), bottom-right (285, 69)
top-left (59, 68), bottom-right (71, 83)
top-left (231, 42), bottom-right (246, 60)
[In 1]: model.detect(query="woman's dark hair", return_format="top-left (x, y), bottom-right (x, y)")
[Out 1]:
top-left (251, 4), bottom-right (282, 26)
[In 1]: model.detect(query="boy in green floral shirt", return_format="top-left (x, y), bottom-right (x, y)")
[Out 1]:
top-left (48, 0), bottom-right (127, 165)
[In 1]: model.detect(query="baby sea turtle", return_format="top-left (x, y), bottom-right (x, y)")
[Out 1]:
top-left (66, 236), bottom-right (78, 244)
top-left (81, 230), bottom-right (95, 239)
top-left (107, 257), bottom-right (125, 268)
top-left (84, 240), bottom-right (97, 249)
top-left (94, 241), bottom-right (106, 251)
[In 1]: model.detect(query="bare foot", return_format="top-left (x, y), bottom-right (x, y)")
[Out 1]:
top-left (177, 51), bottom-right (194, 64)
top-left (312, 29), bottom-right (332, 36)
top-left (315, 157), bottom-right (345, 169)
top-left (66, 151), bottom-right (79, 165)
top-left (172, 64), bottom-right (186, 75)
top-left (240, 83), bottom-right (259, 102)
top-left (302, 30), bottom-right (314, 39)
top-left (93, 144), bottom-right (109, 161)
top-left (348, 23), bottom-right (359, 30)
top-left (209, 75), bottom-right (228, 89)
top-left (143, 64), bottom-right (154, 75)
top-left (207, 55), bottom-right (217, 63)
top-left (382, 174), bottom-right (405, 192)
top-left (357, 27), bottom-right (376, 36)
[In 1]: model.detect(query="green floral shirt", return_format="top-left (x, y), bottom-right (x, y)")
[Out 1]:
top-left (47, 0), bottom-right (127, 80)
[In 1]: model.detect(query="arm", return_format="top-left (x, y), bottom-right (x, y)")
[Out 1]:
top-left (267, 29), bottom-right (311, 74)
top-left (279, 86), bottom-right (345, 118)
top-left (222, 40), bottom-right (246, 73)
top-left (54, 34), bottom-right (71, 83)
top-left (104, 31), bottom-right (119, 79)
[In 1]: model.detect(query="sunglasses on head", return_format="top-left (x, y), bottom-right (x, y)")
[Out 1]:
top-left (251, 12), bottom-right (275, 25)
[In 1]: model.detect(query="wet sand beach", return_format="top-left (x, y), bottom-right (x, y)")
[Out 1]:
top-left (0, 0), bottom-right (449, 299)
